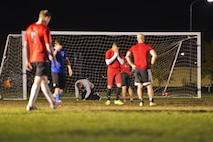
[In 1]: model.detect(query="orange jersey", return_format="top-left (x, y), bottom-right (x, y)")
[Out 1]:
top-left (25, 23), bottom-right (52, 62)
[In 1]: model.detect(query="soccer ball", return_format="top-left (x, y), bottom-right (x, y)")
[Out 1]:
top-left (162, 92), bottom-right (168, 96)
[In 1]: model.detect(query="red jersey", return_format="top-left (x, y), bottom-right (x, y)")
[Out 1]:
top-left (25, 23), bottom-right (52, 62)
top-left (105, 49), bottom-right (124, 72)
top-left (120, 58), bottom-right (131, 75)
top-left (128, 43), bottom-right (153, 70)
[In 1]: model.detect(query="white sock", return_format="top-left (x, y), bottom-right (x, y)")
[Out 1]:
top-left (28, 84), bottom-right (40, 107)
top-left (41, 83), bottom-right (54, 106)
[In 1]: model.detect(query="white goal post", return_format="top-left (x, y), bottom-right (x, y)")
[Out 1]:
top-left (0, 31), bottom-right (201, 100)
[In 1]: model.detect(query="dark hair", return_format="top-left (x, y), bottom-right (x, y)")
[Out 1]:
top-left (112, 41), bottom-right (120, 47)
top-left (54, 38), bottom-right (63, 45)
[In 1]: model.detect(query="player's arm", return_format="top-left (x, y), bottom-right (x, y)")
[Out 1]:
top-left (125, 51), bottom-right (136, 70)
top-left (66, 57), bottom-right (73, 77)
top-left (23, 40), bottom-right (32, 71)
top-left (117, 51), bottom-right (124, 64)
top-left (74, 81), bottom-right (80, 101)
top-left (105, 52), bottom-right (118, 65)
top-left (84, 83), bottom-right (91, 100)
top-left (46, 43), bottom-right (57, 67)
top-left (150, 49), bottom-right (157, 65)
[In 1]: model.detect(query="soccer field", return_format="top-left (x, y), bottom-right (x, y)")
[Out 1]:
top-left (0, 94), bottom-right (213, 142)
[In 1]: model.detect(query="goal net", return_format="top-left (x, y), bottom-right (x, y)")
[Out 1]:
top-left (0, 31), bottom-right (201, 100)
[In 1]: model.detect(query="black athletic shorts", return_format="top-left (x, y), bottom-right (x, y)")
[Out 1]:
top-left (121, 72), bottom-right (131, 87)
top-left (51, 72), bottom-right (66, 89)
top-left (134, 68), bottom-right (153, 86)
top-left (31, 62), bottom-right (50, 76)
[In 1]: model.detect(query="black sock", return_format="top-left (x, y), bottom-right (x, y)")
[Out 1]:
top-left (106, 88), bottom-right (111, 100)
top-left (149, 98), bottom-right (154, 102)
top-left (116, 87), bottom-right (121, 100)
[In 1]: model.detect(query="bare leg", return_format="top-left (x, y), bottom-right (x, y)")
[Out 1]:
top-left (122, 86), bottom-right (127, 102)
top-left (137, 84), bottom-right (143, 100)
top-left (40, 76), bottom-right (55, 108)
top-left (26, 76), bottom-right (41, 110)
top-left (128, 86), bottom-right (133, 101)
top-left (147, 84), bottom-right (154, 101)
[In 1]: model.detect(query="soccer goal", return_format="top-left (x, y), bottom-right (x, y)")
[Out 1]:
top-left (0, 31), bottom-right (201, 100)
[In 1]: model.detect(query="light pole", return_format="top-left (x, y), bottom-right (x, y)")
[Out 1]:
top-left (190, 0), bottom-right (213, 31)
top-left (189, 0), bottom-right (213, 85)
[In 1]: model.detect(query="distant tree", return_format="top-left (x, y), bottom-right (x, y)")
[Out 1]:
top-left (202, 40), bottom-right (213, 85)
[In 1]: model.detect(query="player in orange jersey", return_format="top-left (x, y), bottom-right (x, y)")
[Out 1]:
top-left (24, 10), bottom-right (57, 111)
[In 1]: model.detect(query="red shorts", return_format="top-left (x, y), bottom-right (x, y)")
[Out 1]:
top-left (107, 70), bottom-right (121, 86)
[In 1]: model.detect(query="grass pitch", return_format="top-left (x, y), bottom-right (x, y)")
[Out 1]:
top-left (0, 94), bottom-right (213, 142)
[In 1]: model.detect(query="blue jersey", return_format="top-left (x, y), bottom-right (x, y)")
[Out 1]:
top-left (51, 47), bottom-right (67, 73)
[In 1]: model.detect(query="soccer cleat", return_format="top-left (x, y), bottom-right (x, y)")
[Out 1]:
top-left (50, 100), bottom-right (57, 109)
top-left (114, 100), bottom-right (124, 105)
top-left (57, 102), bottom-right (63, 107)
top-left (105, 100), bottom-right (111, 105)
top-left (149, 102), bottom-right (157, 106)
top-left (139, 101), bottom-right (144, 107)
top-left (123, 99), bottom-right (127, 103)
top-left (26, 106), bottom-right (38, 111)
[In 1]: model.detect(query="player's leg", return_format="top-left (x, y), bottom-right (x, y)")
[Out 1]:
top-left (134, 69), bottom-right (144, 106)
top-left (128, 86), bottom-right (134, 102)
top-left (126, 74), bottom-right (133, 102)
top-left (121, 72), bottom-right (127, 102)
top-left (58, 73), bottom-right (66, 103)
top-left (143, 69), bottom-right (156, 106)
top-left (114, 73), bottom-right (124, 105)
top-left (81, 91), bottom-right (84, 99)
top-left (122, 86), bottom-right (127, 102)
top-left (40, 76), bottom-right (56, 109)
top-left (105, 85), bottom-right (112, 105)
top-left (26, 76), bottom-right (41, 110)
top-left (91, 88), bottom-right (101, 100)
top-left (26, 63), bottom-right (41, 111)
top-left (105, 71), bottom-right (113, 105)
top-left (52, 72), bottom-right (60, 101)
top-left (137, 84), bottom-right (143, 106)
top-left (53, 73), bottom-right (66, 106)
top-left (38, 62), bottom-right (56, 109)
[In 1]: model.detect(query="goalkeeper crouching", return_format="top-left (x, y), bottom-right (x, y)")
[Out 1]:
top-left (75, 79), bottom-right (101, 101)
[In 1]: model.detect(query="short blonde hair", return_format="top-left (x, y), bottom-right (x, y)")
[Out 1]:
top-left (39, 10), bottom-right (51, 19)
top-left (137, 33), bottom-right (145, 42)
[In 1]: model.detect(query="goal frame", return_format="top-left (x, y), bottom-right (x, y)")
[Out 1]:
top-left (0, 31), bottom-right (201, 100)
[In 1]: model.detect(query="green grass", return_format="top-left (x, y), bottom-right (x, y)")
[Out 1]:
top-left (0, 94), bottom-right (213, 142)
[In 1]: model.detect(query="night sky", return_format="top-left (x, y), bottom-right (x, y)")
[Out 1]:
top-left (0, 0), bottom-right (213, 41)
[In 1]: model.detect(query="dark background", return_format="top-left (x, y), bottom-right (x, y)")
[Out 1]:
top-left (0, 0), bottom-right (213, 50)
top-left (0, 0), bottom-right (212, 94)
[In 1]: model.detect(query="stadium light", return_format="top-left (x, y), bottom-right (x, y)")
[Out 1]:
top-left (190, 0), bottom-right (213, 31)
